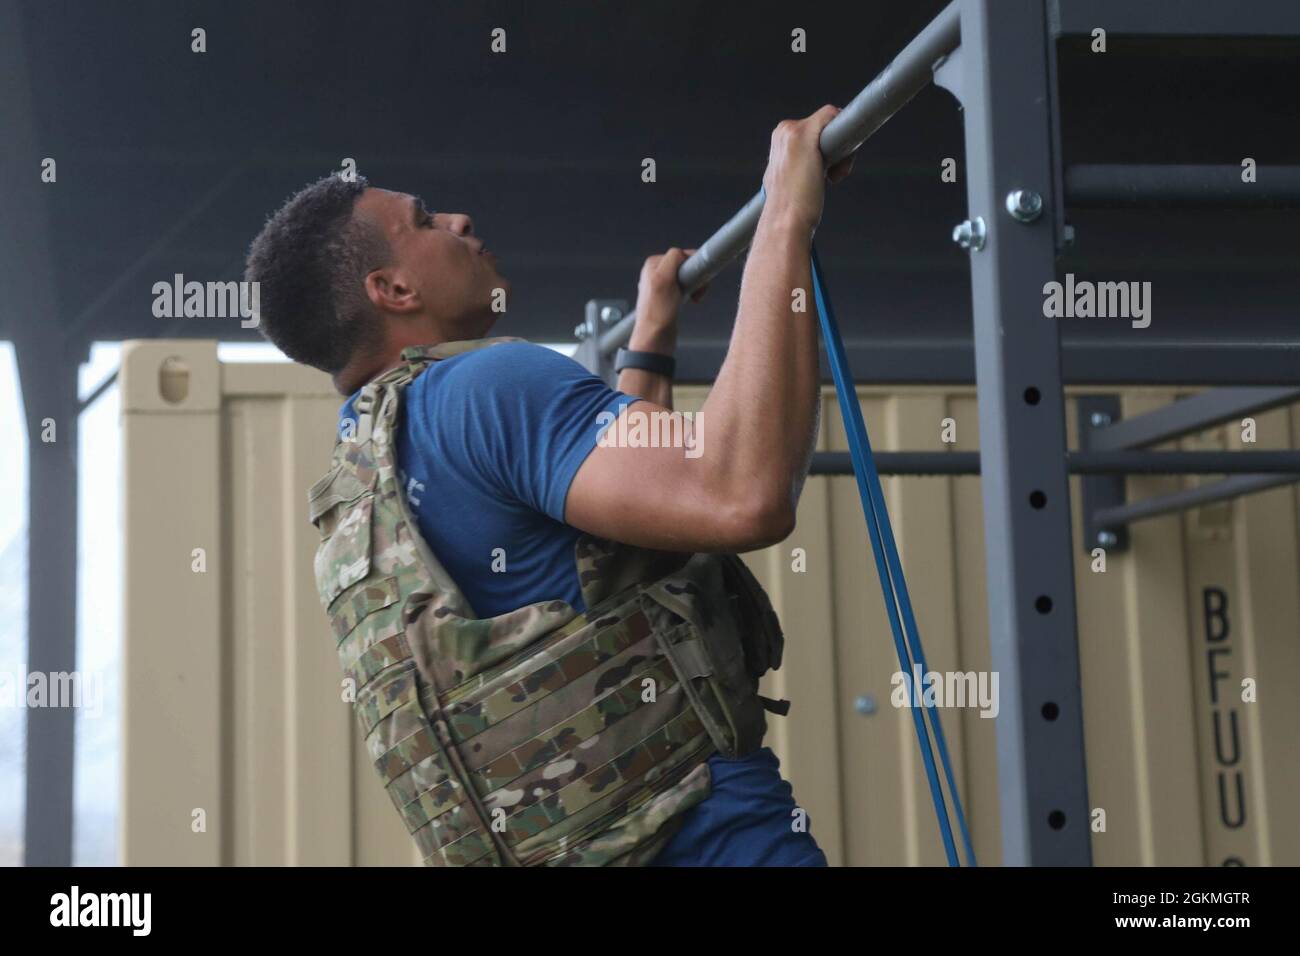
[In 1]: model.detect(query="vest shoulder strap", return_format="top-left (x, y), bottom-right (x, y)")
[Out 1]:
top-left (399, 336), bottom-right (527, 375)
top-left (349, 338), bottom-right (526, 447)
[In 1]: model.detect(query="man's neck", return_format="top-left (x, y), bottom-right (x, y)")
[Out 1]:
top-left (334, 343), bottom-right (431, 396)
top-left (333, 315), bottom-right (494, 394)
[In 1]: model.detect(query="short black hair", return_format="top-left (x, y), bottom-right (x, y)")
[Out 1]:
top-left (244, 174), bottom-right (389, 374)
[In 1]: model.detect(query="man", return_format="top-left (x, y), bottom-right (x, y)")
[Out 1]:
top-left (245, 105), bottom-right (853, 865)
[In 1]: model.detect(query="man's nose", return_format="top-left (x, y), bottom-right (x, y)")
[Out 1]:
top-left (443, 213), bottom-right (474, 237)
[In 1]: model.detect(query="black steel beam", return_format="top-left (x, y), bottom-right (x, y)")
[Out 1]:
top-left (812, 452), bottom-right (979, 475)
top-left (1065, 165), bottom-right (1300, 208)
top-left (71, 336), bottom-right (1300, 391)
top-left (78, 369), bottom-right (119, 413)
top-left (2, 0), bottom-right (77, 866)
top-left (809, 450), bottom-right (1300, 476)
top-left (672, 339), bottom-right (1300, 387)
top-left (1052, 0), bottom-right (1300, 38)
top-left (14, 343), bottom-right (80, 868)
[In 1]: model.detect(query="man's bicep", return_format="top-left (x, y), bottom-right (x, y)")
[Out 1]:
top-left (564, 402), bottom-right (768, 553)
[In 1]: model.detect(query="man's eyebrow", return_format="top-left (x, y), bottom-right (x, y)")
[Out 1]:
top-left (409, 196), bottom-right (425, 226)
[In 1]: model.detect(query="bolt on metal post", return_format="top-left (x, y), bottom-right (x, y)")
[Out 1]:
top-left (952, 216), bottom-right (987, 251)
top-left (1005, 188), bottom-right (1043, 222)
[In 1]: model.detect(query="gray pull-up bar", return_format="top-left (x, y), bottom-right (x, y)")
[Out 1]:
top-left (597, 1), bottom-right (961, 356)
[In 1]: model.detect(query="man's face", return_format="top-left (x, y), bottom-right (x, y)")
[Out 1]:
top-left (354, 187), bottom-right (510, 329)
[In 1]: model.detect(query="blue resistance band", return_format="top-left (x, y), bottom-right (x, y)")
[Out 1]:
top-left (810, 242), bottom-right (977, 867)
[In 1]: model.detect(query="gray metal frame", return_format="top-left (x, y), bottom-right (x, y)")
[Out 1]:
top-left (572, 298), bottom-right (628, 386)
top-left (1077, 395), bottom-right (1129, 551)
top-left (953, 0), bottom-right (1091, 865)
top-left (572, 0), bottom-right (1300, 868)
top-left (1077, 388), bottom-right (1300, 549)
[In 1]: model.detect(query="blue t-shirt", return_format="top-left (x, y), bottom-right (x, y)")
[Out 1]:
top-left (340, 341), bottom-right (825, 866)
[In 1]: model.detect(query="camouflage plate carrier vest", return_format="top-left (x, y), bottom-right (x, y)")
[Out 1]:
top-left (307, 337), bottom-right (787, 866)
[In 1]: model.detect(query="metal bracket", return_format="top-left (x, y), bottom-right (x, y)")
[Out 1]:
top-left (1077, 395), bottom-right (1128, 553)
top-left (1078, 388), bottom-right (1300, 549)
top-left (931, 44), bottom-right (965, 106)
top-left (572, 298), bottom-right (628, 387)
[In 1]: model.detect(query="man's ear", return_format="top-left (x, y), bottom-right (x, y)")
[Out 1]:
top-left (364, 266), bottom-right (421, 314)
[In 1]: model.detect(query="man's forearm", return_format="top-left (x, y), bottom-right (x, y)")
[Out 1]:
top-left (703, 206), bottom-right (820, 514)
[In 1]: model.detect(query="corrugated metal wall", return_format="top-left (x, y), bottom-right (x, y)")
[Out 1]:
top-left (120, 340), bottom-right (1299, 866)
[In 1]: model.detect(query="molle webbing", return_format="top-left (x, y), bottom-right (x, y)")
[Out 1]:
top-left (309, 338), bottom-right (785, 865)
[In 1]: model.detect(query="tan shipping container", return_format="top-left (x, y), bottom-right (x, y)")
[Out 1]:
top-left (119, 340), bottom-right (1299, 866)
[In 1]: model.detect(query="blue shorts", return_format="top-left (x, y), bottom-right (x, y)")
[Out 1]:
top-left (651, 747), bottom-right (828, 867)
